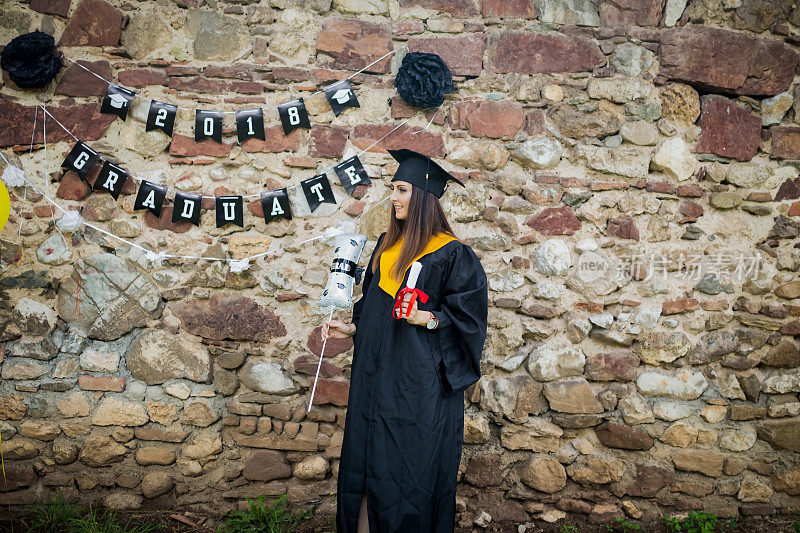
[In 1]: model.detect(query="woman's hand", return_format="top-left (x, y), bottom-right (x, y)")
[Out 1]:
top-left (394, 292), bottom-right (430, 326)
top-left (322, 319), bottom-right (356, 340)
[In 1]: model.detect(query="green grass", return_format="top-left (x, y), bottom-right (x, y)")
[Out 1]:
top-left (217, 494), bottom-right (313, 533)
top-left (663, 511), bottom-right (738, 533)
top-left (605, 516), bottom-right (642, 532)
top-left (23, 489), bottom-right (165, 533)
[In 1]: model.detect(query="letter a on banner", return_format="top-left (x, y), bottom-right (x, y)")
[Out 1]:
top-left (333, 155), bottom-right (371, 195)
top-left (146, 101), bottom-right (177, 137)
top-left (301, 174), bottom-right (336, 213)
top-left (93, 161), bottom-right (129, 200)
top-left (172, 191), bottom-right (203, 226)
top-left (62, 142), bottom-right (100, 179)
top-left (215, 195), bottom-right (244, 228)
top-left (260, 189), bottom-right (292, 224)
top-left (133, 180), bottom-right (168, 217)
top-left (196, 110), bottom-right (223, 143)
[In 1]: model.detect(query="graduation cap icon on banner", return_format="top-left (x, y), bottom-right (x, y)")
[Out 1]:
top-left (323, 79), bottom-right (360, 117)
top-left (100, 84), bottom-right (136, 121)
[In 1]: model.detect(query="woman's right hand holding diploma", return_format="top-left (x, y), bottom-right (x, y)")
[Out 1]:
top-left (322, 319), bottom-right (356, 340)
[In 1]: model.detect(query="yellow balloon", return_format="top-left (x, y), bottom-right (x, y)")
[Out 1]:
top-left (0, 178), bottom-right (9, 234)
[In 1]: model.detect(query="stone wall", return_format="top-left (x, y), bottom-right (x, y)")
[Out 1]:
top-left (1, 0), bottom-right (800, 528)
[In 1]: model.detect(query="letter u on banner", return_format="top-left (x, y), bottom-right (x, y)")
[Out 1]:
top-left (215, 195), bottom-right (243, 228)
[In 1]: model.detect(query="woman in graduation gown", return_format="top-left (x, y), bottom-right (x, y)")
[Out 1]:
top-left (323, 149), bottom-right (489, 532)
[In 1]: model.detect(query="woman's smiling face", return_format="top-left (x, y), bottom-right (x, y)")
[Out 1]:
top-left (389, 180), bottom-right (412, 220)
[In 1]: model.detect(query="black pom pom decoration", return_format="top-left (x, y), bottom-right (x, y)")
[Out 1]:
top-left (1, 31), bottom-right (63, 89)
top-left (395, 52), bottom-right (454, 109)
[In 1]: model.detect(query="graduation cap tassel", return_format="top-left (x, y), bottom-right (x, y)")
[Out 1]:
top-left (308, 306), bottom-right (335, 413)
top-left (421, 172), bottom-right (429, 231)
top-left (421, 155), bottom-right (431, 231)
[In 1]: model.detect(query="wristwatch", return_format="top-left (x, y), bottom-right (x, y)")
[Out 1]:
top-left (425, 312), bottom-right (439, 330)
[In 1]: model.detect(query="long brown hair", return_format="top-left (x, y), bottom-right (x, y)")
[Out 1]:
top-left (371, 182), bottom-right (458, 281)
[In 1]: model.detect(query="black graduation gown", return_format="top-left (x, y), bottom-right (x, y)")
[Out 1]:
top-left (336, 232), bottom-right (489, 532)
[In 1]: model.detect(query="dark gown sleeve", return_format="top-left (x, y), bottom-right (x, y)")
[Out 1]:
top-left (351, 232), bottom-right (384, 328)
top-left (428, 242), bottom-right (488, 395)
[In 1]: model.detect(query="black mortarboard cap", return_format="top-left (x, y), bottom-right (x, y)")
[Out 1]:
top-left (388, 148), bottom-right (464, 230)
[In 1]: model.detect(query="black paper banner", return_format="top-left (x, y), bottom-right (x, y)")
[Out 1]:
top-left (301, 174), bottom-right (336, 213)
top-left (323, 79), bottom-right (360, 117)
top-left (100, 84), bottom-right (136, 121)
top-left (277, 98), bottom-right (311, 135)
top-left (93, 161), bottom-right (129, 200)
top-left (146, 101), bottom-right (177, 137)
top-left (62, 141), bottom-right (100, 179)
top-left (133, 180), bottom-right (168, 217)
top-left (333, 155), bottom-right (371, 195)
top-left (215, 196), bottom-right (244, 228)
top-left (260, 189), bottom-right (292, 224)
top-left (236, 108), bottom-right (265, 143)
top-left (195, 110), bottom-right (223, 143)
top-left (172, 191), bottom-right (203, 226)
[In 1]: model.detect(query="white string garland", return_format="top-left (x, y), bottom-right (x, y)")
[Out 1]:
top-left (0, 143), bottom-right (392, 266)
top-left (40, 105), bottom-right (418, 201)
top-left (0, 45), bottom-right (443, 266)
top-left (63, 45), bottom-right (407, 115)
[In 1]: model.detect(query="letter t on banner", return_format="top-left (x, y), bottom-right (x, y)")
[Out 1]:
top-left (301, 174), bottom-right (336, 212)
top-left (333, 155), bottom-right (371, 195)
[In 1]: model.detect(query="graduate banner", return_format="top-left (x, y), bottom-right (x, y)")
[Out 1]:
top-left (39, 102), bottom-right (417, 233)
top-left (58, 137), bottom-right (351, 228)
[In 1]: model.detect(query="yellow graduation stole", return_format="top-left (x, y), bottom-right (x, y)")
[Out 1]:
top-left (378, 233), bottom-right (459, 298)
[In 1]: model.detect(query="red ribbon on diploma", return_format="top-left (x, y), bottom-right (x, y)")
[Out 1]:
top-left (392, 287), bottom-right (429, 319)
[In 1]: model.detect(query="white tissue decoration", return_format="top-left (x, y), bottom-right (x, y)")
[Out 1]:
top-left (321, 220), bottom-right (358, 246)
top-left (229, 258), bottom-right (250, 273)
top-left (2, 165), bottom-right (25, 187)
top-left (56, 210), bottom-right (83, 232)
top-left (145, 250), bottom-right (167, 268)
